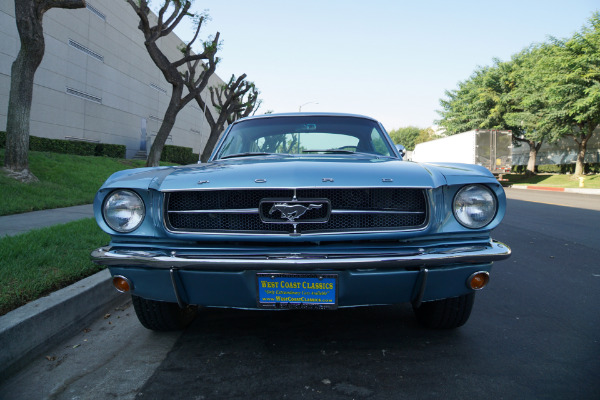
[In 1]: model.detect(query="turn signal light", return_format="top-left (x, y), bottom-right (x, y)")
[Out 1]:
top-left (112, 276), bottom-right (132, 293)
top-left (468, 272), bottom-right (489, 290)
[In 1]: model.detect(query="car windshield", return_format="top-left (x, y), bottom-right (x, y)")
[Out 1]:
top-left (215, 116), bottom-right (394, 159)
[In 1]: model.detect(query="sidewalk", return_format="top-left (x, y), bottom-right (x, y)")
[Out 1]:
top-left (0, 204), bottom-right (94, 237)
top-left (510, 185), bottom-right (600, 195)
top-left (0, 204), bottom-right (125, 380)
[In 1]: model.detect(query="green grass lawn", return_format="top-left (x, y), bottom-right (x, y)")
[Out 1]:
top-left (0, 150), bottom-right (149, 215)
top-left (0, 218), bottom-right (109, 316)
top-left (505, 173), bottom-right (600, 188)
top-left (0, 150), bottom-right (174, 216)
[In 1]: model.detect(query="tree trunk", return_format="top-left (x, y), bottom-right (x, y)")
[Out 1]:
top-left (573, 136), bottom-right (588, 177)
top-left (4, 52), bottom-right (39, 181)
top-left (200, 126), bottom-right (224, 163)
top-left (146, 88), bottom-right (184, 167)
top-left (525, 140), bottom-right (542, 175)
top-left (5, 0), bottom-right (85, 182)
top-left (147, 115), bottom-right (177, 167)
top-left (514, 137), bottom-right (541, 176)
top-left (195, 94), bottom-right (224, 163)
top-left (4, 1), bottom-right (46, 182)
top-left (574, 144), bottom-right (585, 176)
top-left (526, 148), bottom-right (537, 175)
top-left (572, 124), bottom-right (595, 177)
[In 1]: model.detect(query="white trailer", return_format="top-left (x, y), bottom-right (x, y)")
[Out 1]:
top-left (411, 130), bottom-right (512, 174)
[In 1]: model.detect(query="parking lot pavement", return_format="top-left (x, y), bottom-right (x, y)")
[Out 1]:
top-left (0, 300), bottom-right (181, 400)
top-left (504, 187), bottom-right (600, 212)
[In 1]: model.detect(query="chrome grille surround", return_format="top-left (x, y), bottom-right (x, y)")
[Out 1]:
top-left (164, 188), bottom-right (429, 235)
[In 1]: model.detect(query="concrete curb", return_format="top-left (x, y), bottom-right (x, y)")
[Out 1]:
top-left (510, 185), bottom-right (600, 195)
top-left (0, 269), bottom-right (125, 381)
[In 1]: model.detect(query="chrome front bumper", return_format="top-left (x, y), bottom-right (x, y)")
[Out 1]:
top-left (91, 240), bottom-right (511, 271)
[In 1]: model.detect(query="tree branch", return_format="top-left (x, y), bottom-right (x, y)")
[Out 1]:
top-left (126, 0), bottom-right (151, 34)
top-left (172, 32), bottom-right (220, 69)
top-left (197, 73), bottom-right (260, 162)
top-left (156, 0), bottom-right (171, 31)
top-left (185, 16), bottom-right (204, 53)
top-left (40, 0), bottom-right (86, 11)
top-left (160, 1), bottom-right (192, 38)
top-left (156, 0), bottom-right (172, 31)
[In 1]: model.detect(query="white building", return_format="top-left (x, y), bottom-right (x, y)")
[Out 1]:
top-left (0, 0), bottom-right (224, 158)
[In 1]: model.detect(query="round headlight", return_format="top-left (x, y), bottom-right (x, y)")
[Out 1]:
top-left (453, 184), bottom-right (497, 229)
top-left (103, 190), bottom-right (145, 233)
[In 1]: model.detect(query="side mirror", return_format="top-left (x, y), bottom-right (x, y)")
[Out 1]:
top-left (395, 144), bottom-right (406, 158)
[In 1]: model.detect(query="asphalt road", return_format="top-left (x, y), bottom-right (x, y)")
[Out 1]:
top-left (506, 187), bottom-right (600, 212)
top-left (1, 190), bottom-right (599, 399)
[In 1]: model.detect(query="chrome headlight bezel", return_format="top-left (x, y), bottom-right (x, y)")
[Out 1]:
top-left (102, 189), bottom-right (145, 233)
top-left (453, 184), bottom-right (497, 229)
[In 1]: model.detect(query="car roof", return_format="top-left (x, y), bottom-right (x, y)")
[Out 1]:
top-left (234, 112), bottom-right (380, 124)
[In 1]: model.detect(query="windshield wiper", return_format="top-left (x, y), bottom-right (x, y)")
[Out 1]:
top-left (302, 149), bottom-right (355, 154)
top-left (220, 152), bottom-right (273, 159)
top-left (301, 149), bottom-right (396, 159)
top-left (302, 149), bottom-right (377, 156)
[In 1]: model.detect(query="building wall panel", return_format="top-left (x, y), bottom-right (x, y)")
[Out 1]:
top-left (1, 0), bottom-right (227, 159)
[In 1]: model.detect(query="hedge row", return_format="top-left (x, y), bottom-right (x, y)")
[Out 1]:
top-left (0, 131), bottom-right (126, 158)
top-left (0, 132), bottom-right (201, 165)
top-left (512, 163), bottom-right (600, 174)
top-left (160, 144), bottom-right (199, 165)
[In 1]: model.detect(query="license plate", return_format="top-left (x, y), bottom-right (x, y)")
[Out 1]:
top-left (256, 273), bottom-right (338, 309)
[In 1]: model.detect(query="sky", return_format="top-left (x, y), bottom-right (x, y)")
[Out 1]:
top-left (171, 0), bottom-right (599, 132)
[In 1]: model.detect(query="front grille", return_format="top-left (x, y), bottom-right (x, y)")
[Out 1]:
top-left (168, 189), bottom-right (292, 211)
top-left (165, 188), bottom-right (428, 235)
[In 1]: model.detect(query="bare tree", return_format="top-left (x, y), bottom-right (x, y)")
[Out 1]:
top-left (4, 0), bottom-right (86, 182)
top-left (127, 0), bottom-right (219, 167)
top-left (193, 74), bottom-right (259, 162)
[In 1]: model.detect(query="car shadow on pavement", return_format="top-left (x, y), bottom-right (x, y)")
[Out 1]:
top-left (136, 305), bottom-right (476, 400)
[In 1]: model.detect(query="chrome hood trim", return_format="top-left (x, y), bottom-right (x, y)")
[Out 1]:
top-left (156, 157), bottom-right (446, 191)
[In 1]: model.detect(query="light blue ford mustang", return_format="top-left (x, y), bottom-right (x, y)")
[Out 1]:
top-left (92, 113), bottom-right (511, 330)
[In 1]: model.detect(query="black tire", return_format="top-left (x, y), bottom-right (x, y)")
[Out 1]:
top-left (132, 295), bottom-right (198, 331)
top-left (413, 293), bottom-right (475, 329)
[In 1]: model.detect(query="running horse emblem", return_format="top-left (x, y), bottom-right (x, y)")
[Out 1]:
top-left (269, 203), bottom-right (323, 222)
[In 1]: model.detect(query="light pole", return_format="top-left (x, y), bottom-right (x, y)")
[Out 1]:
top-left (298, 101), bottom-right (318, 112)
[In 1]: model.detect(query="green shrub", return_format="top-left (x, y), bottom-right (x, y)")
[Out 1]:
top-left (30, 136), bottom-right (96, 156)
top-left (95, 143), bottom-right (126, 158)
top-left (512, 163), bottom-right (600, 174)
top-left (160, 144), bottom-right (199, 165)
top-left (0, 131), bottom-right (125, 158)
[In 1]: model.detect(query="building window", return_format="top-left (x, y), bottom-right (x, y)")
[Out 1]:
top-left (150, 83), bottom-right (167, 95)
top-left (69, 39), bottom-right (104, 62)
top-left (66, 87), bottom-right (102, 104)
top-left (86, 3), bottom-right (106, 21)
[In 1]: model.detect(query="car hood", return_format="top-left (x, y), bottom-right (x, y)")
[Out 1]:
top-left (100, 156), bottom-right (497, 191)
